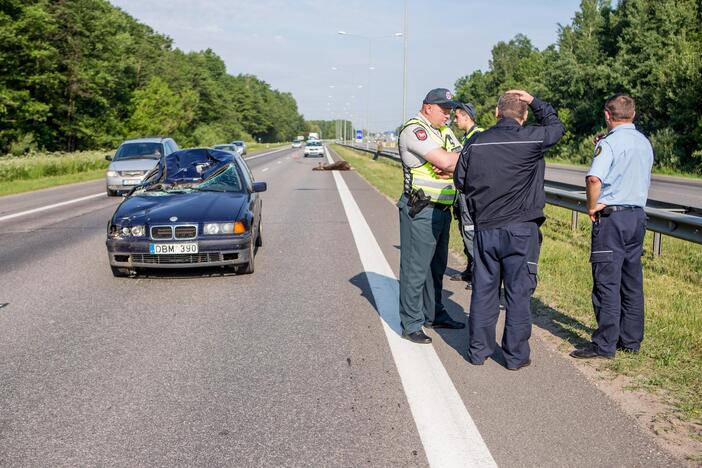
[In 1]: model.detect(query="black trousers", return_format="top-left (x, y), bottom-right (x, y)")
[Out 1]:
top-left (590, 208), bottom-right (646, 355)
top-left (468, 222), bottom-right (540, 368)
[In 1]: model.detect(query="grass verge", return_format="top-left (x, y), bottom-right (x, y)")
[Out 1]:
top-left (332, 144), bottom-right (702, 425)
top-left (0, 144), bottom-right (290, 197)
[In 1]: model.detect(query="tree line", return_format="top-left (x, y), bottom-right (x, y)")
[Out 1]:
top-left (454, 0), bottom-right (702, 174)
top-left (0, 0), bottom-right (307, 155)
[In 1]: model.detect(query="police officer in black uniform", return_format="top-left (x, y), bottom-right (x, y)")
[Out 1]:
top-left (454, 90), bottom-right (565, 370)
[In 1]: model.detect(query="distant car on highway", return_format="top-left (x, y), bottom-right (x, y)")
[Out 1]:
top-left (303, 140), bottom-right (324, 157)
top-left (292, 140), bottom-right (302, 148)
top-left (105, 137), bottom-right (179, 196)
top-left (106, 148), bottom-right (266, 277)
top-left (230, 140), bottom-right (247, 155)
top-left (213, 144), bottom-right (242, 154)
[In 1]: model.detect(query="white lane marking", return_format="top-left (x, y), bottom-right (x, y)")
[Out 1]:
top-left (323, 146), bottom-right (496, 467)
top-left (262, 167), bottom-right (269, 172)
top-left (0, 192), bottom-right (105, 222)
top-left (277, 160), bottom-right (282, 164)
top-left (244, 146), bottom-right (290, 161)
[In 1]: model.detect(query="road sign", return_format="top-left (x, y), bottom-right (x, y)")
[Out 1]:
top-left (355, 129), bottom-right (363, 141)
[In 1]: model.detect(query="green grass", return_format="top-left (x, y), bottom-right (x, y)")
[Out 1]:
top-left (332, 144), bottom-right (702, 424)
top-left (0, 143), bottom-right (290, 197)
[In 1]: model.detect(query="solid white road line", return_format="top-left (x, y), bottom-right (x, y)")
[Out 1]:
top-left (262, 168), bottom-right (269, 172)
top-left (324, 147), bottom-right (496, 468)
top-left (0, 146), bottom-right (291, 223)
top-left (0, 192), bottom-right (105, 222)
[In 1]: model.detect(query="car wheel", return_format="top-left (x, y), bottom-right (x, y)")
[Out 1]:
top-left (236, 241), bottom-right (255, 274)
top-left (255, 222), bottom-right (263, 248)
top-left (111, 265), bottom-right (131, 277)
top-left (106, 188), bottom-right (117, 197)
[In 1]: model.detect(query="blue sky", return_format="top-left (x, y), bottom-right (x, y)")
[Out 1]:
top-left (110, 0), bottom-right (583, 132)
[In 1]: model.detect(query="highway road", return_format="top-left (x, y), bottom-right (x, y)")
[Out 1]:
top-left (0, 146), bottom-right (680, 466)
top-left (545, 163), bottom-right (702, 209)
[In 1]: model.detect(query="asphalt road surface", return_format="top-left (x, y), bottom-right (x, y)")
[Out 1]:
top-left (0, 146), bottom-right (681, 467)
top-left (545, 163), bottom-right (702, 209)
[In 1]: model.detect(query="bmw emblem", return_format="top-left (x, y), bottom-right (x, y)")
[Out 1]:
top-left (170, 216), bottom-right (178, 222)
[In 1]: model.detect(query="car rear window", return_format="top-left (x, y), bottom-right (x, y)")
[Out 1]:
top-left (115, 143), bottom-right (163, 160)
top-left (307, 141), bottom-right (321, 146)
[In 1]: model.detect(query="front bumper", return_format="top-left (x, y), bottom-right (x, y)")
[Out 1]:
top-left (106, 236), bottom-right (252, 269)
top-left (106, 175), bottom-right (145, 192)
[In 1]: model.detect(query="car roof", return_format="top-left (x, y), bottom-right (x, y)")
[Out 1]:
top-left (121, 137), bottom-right (171, 144)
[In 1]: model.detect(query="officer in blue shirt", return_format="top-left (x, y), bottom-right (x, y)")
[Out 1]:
top-left (571, 93), bottom-right (654, 360)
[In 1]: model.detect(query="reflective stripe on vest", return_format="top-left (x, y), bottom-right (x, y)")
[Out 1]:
top-left (399, 118), bottom-right (458, 205)
top-left (440, 126), bottom-right (462, 152)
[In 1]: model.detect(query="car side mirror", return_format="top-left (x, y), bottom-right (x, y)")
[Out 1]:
top-left (252, 182), bottom-right (267, 193)
top-left (105, 155), bottom-right (113, 161)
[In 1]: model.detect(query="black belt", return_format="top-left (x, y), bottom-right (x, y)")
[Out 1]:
top-left (429, 201), bottom-right (452, 211)
top-left (601, 205), bottom-right (643, 215)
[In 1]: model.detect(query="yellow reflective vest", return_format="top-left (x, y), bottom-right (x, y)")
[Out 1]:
top-left (399, 118), bottom-right (458, 205)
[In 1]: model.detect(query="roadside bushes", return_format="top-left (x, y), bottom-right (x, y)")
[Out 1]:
top-left (0, 151), bottom-right (109, 182)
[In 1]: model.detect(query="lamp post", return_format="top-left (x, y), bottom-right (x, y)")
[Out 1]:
top-left (338, 30), bottom-right (402, 148)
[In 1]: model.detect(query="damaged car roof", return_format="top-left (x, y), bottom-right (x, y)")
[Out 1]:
top-left (159, 148), bottom-right (235, 183)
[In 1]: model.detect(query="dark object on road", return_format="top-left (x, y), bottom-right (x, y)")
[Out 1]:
top-left (106, 148), bottom-right (266, 277)
top-left (401, 330), bottom-right (432, 344)
top-left (312, 161), bottom-right (351, 171)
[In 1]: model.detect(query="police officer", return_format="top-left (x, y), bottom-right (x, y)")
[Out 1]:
top-left (398, 88), bottom-right (465, 344)
top-left (454, 90), bottom-right (565, 369)
top-left (449, 102), bottom-right (483, 286)
top-left (570, 93), bottom-right (653, 360)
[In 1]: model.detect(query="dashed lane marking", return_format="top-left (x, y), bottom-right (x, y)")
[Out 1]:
top-left (262, 168), bottom-right (269, 172)
top-left (324, 146), bottom-right (496, 468)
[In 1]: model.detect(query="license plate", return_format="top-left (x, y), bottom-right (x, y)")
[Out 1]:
top-left (122, 179), bottom-right (140, 186)
top-left (149, 243), bottom-right (198, 254)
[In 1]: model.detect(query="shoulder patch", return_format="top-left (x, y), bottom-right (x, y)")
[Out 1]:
top-left (414, 128), bottom-right (427, 141)
top-left (594, 145), bottom-right (602, 157)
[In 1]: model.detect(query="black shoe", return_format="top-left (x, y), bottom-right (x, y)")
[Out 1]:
top-left (467, 358), bottom-right (484, 366)
top-left (616, 344), bottom-right (640, 354)
top-left (427, 319), bottom-right (465, 329)
top-left (402, 330), bottom-right (432, 344)
top-left (569, 345), bottom-right (614, 360)
top-left (449, 270), bottom-right (470, 282)
top-left (507, 359), bottom-right (531, 371)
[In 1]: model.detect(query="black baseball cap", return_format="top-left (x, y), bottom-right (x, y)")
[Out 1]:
top-left (423, 88), bottom-right (459, 108)
top-left (455, 102), bottom-right (477, 121)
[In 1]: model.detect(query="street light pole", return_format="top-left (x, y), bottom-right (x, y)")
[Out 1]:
top-left (402, 0), bottom-right (408, 124)
top-left (338, 30), bottom-right (402, 149)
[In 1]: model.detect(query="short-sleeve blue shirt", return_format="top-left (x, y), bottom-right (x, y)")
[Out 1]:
top-left (586, 123), bottom-right (654, 207)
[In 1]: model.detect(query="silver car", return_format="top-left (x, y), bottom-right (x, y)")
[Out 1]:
top-left (105, 137), bottom-right (179, 196)
top-left (230, 140), bottom-right (247, 155)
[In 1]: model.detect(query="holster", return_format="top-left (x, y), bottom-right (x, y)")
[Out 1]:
top-left (407, 188), bottom-right (430, 218)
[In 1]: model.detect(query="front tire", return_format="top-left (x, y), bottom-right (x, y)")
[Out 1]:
top-left (106, 188), bottom-right (118, 197)
top-left (255, 222), bottom-right (263, 247)
top-left (236, 241), bottom-right (255, 274)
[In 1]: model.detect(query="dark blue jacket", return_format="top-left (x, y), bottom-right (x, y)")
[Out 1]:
top-left (454, 98), bottom-right (565, 230)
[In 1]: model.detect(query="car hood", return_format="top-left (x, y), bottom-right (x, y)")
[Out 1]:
top-left (112, 191), bottom-right (247, 225)
top-left (108, 159), bottom-right (160, 172)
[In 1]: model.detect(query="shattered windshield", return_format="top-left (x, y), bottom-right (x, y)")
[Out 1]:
top-left (136, 164), bottom-right (244, 195)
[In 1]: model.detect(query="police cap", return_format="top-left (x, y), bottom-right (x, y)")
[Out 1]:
top-left (423, 88), bottom-right (459, 109)
top-left (455, 102), bottom-right (477, 121)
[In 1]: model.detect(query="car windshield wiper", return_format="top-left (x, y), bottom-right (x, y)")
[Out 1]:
top-left (191, 187), bottom-right (229, 192)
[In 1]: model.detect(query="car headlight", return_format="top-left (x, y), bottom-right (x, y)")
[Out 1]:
top-left (107, 170), bottom-right (118, 177)
top-left (130, 225), bottom-right (145, 237)
top-left (204, 223), bottom-right (220, 235)
top-left (108, 225), bottom-right (145, 238)
top-left (204, 222), bottom-right (246, 235)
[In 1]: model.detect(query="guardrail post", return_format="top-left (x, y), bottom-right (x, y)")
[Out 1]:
top-left (652, 232), bottom-right (662, 257)
top-left (571, 211), bottom-right (578, 231)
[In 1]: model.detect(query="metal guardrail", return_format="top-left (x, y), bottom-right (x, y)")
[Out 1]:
top-left (337, 143), bottom-right (702, 253)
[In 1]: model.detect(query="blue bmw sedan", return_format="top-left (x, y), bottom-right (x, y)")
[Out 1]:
top-left (106, 148), bottom-right (266, 277)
